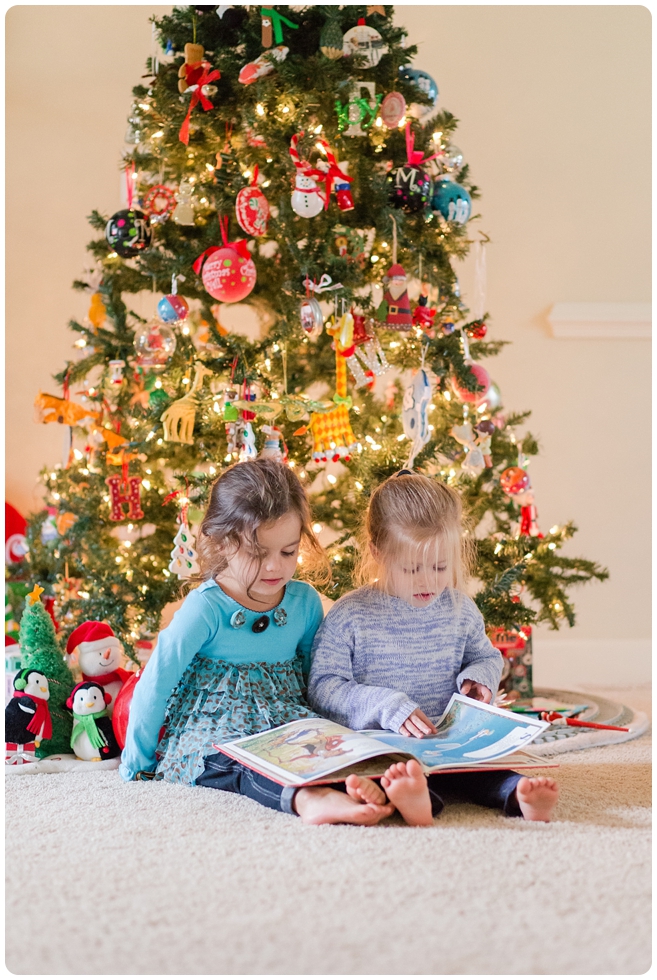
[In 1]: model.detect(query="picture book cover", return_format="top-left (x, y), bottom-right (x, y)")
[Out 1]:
top-left (215, 695), bottom-right (552, 786)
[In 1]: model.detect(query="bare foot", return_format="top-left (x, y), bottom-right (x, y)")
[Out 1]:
top-left (345, 774), bottom-right (388, 805)
top-left (380, 760), bottom-right (433, 826)
top-left (515, 776), bottom-right (559, 822)
top-left (293, 786), bottom-right (395, 826)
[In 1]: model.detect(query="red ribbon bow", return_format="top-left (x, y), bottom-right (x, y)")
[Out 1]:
top-left (304, 139), bottom-right (352, 211)
top-left (405, 122), bottom-right (440, 169)
top-left (193, 217), bottom-right (251, 274)
top-left (179, 62), bottom-right (222, 145)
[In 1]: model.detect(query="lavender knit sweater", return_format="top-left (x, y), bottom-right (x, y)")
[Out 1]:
top-left (307, 586), bottom-right (503, 733)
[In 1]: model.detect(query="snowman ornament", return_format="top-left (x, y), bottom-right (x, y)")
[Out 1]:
top-left (65, 621), bottom-right (131, 716)
top-left (67, 682), bottom-right (120, 762)
top-left (289, 133), bottom-right (325, 218)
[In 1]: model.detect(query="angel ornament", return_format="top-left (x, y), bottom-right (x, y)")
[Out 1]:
top-left (451, 422), bottom-right (486, 477)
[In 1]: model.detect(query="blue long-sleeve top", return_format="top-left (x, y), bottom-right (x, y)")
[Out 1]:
top-left (307, 586), bottom-right (503, 732)
top-left (119, 578), bottom-right (324, 781)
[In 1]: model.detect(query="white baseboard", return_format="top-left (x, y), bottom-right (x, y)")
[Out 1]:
top-left (532, 638), bottom-right (652, 688)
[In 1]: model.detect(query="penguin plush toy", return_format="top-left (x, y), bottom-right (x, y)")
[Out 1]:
top-left (67, 682), bottom-right (121, 762)
top-left (5, 669), bottom-right (52, 764)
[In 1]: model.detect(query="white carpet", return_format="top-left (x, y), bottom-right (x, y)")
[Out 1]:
top-left (6, 685), bottom-right (651, 975)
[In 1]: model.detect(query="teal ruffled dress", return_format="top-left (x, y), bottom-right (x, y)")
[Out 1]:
top-left (119, 579), bottom-right (324, 785)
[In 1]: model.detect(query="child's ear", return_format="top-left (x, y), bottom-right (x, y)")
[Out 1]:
top-left (369, 543), bottom-right (381, 561)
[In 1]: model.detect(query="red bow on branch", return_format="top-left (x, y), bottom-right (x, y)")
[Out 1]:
top-left (404, 121), bottom-right (440, 169)
top-left (304, 139), bottom-right (352, 211)
top-left (179, 62), bottom-right (221, 145)
top-left (192, 216), bottom-right (251, 274)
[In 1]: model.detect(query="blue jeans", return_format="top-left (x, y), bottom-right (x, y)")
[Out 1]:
top-left (197, 752), bottom-right (523, 818)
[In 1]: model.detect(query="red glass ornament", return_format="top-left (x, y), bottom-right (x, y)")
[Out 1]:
top-left (466, 321), bottom-right (487, 339)
top-left (201, 246), bottom-right (257, 303)
top-left (235, 186), bottom-right (270, 237)
top-left (500, 466), bottom-right (530, 496)
top-left (450, 363), bottom-right (491, 403)
top-left (112, 670), bottom-right (141, 749)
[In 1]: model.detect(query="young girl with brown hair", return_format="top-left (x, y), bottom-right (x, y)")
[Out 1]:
top-left (120, 459), bottom-right (394, 825)
top-left (308, 471), bottom-right (559, 825)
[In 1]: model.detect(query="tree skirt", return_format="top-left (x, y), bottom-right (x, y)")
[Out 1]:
top-left (528, 687), bottom-right (649, 756)
top-left (5, 753), bottom-right (121, 776)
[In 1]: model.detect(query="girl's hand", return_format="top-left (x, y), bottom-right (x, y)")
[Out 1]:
top-left (399, 709), bottom-right (437, 738)
top-left (460, 680), bottom-right (492, 703)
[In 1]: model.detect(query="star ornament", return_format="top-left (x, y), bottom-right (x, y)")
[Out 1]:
top-left (367, 5), bottom-right (386, 15)
top-left (27, 584), bottom-right (45, 606)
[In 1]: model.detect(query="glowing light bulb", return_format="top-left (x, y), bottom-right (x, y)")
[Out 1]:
top-left (312, 523), bottom-right (323, 533)
top-left (326, 474), bottom-right (337, 485)
top-left (256, 103), bottom-right (265, 116)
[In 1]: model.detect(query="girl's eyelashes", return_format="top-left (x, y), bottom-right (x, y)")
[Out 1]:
top-left (281, 551), bottom-right (297, 558)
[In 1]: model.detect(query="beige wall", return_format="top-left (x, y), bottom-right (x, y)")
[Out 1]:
top-left (6, 6), bottom-right (651, 685)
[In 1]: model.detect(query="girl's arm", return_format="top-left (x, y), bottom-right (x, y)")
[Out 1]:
top-left (307, 615), bottom-right (417, 732)
top-left (456, 600), bottom-right (504, 699)
top-left (119, 589), bottom-right (217, 781)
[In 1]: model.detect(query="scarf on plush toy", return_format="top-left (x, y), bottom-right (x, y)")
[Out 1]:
top-left (71, 710), bottom-right (109, 752)
top-left (82, 667), bottom-right (132, 687)
top-left (12, 691), bottom-right (52, 741)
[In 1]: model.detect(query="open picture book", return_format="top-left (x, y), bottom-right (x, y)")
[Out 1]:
top-left (215, 694), bottom-right (558, 787)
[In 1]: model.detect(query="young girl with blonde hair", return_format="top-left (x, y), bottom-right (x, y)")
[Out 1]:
top-left (308, 471), bottom-right (559, 825)
top-left (120, 459), bottom-right (394, 826)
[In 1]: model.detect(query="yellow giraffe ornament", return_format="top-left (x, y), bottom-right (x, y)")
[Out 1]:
top-left (309, 313), bottom-right (358, 464)
top-left (161, 362), bottom-right (212, 444)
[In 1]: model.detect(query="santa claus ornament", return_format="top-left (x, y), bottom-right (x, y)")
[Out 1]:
top-left (377, 263), bottom-right (412, 330)
top-left (235, 167), bottom-right (270, 237)
top-left (193, 217), bottom-right (257, 303)
top-left (66, 620), bottom-right (131, 716)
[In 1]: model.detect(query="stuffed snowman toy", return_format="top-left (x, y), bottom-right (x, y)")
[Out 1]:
top-left (67, 682), bottom-right (120, 762)
top-left (65, 621), bottom-right (131, 716)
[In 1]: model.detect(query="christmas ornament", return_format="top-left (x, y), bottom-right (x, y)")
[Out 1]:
top-left (108, 360), bottom-right (126, 385)
top-left (432, 178), bottom-right (472, 224)
top-left (223, 387), bottom-right (240, 453)
top-left (67, 681), bottom-right (120, 761)
top-left (55, 512), bottom-right (77, 536)
top-left (40, 509), bottom-right (58, 544)
top-left (161, 362), bottom-right (212, 444)
top-left (143, 184), bottom-right (176, 223)
top-left (439, 144), bottom-right (464, 175)
top-left (377, 264), bottom-right (412, 330)
top-left (65, 621), bottom-right (131, 717)
top-left (34, 391), bottom-right (99, 427)
top-left (475, 419), bottom-right (495, 467)
top-left (477, 382), bottom-right (502, 414)
top-left (5, 502), bottom-right (27, 564)
top-left (105, 208), bottom-right (151, 258)
top-left (380, 91), bottom-right (407, 129)
top-left (328, 312), bottom-right (368, 389)
top-left (239, 44), bottom-right (288, 85)
top-left (260, 424), bottom-right (287, 462)
top-left (388, 122), bottom-right (436, 212)
top-left (177, 44), bottom-right (221, 144)
top-left (261, 7), bottom-right (298, 47)
top-left (441, 321), bottom-right (456, 335)
top-left (320, 11), bottom-right (344, 59)
top-left (235, 167), bottom-right (270, 237)
top-left (194, 224), bottom-right (257, 304)
top-left (342, 20), bottom-right (387, 67)
top-left (157, 294), bottom-right (189, 323)
top-left (133, 319), bottom-right (177, 371)
top-left (238, 421), bottom-right (257, 462)
top-left (300, 297), bottom-right (323, 338)
top-left (172, 179), bottom-right (196, 225)
top-left (398, 66), bottom-right (439, 118)
top-left (465, 320), bottom-right (487, 339)
top-left (413, 287), bottom-right (437, 331)
top-left (517, 490), bottom-right (541, 538)
top-left (169, 522), bottom-right (200, 579)
top-left (352, 315), bottom-right (390, 379)
top-left (111, 670), bottom-right (141, 750)
top-left (88, 292), bottom-right (106, 329)
top-left (451, 422), bottom-right (485, 477)
top-left (500, 467), bottom-right (531, 496)
top-left (335, 81), bottom-right (381, 136)
top-left (402, 368), bottom-right (433, 469)
top-left (303, 140), bottom-right (353, 212)
top-left (289, 134), bottom-right (325, 217)
top-left (5, 670), bottom-right (52, 760)
top-left (451, 363), bottom-right (491, 403)
top-left (105, 471), bottom-right (144, 522)
top-left (309, 338), bottom-right (358, 465)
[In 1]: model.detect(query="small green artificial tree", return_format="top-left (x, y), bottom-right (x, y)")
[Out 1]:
top-left (19, 594), bottom-right (75, 757)
top-left (17, 5), bottom-right (608, 663)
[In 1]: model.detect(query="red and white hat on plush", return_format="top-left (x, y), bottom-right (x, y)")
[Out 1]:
top-left (66, 621), bottom-right (122, 656)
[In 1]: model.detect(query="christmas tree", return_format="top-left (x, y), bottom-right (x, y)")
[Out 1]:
top-left (18, 590), bottom-right (75, 757)
top-left (19, 5), bottom-right (607, 664)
